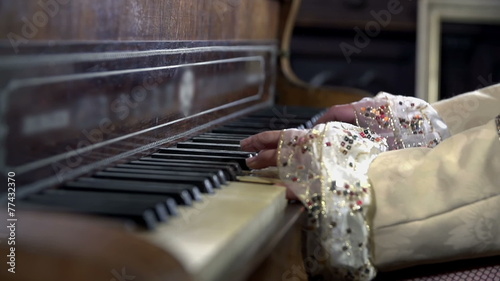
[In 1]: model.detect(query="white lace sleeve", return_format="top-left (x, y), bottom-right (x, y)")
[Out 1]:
top-left (276, 93), bottom-right (451, 281)
top-left (278, 122), bottom-right (387, 281)
top-left (352, 92), bottom-right (450, 149)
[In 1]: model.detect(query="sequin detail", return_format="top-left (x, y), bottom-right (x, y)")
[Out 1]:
top-left (276, 95), bottom-right (450, 281)
top-left (278, 123), bottom-right (387, 281)
top-left (352, 92), bottom-right (451, 150)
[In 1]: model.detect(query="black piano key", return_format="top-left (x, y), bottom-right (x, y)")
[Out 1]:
top-left (110, 165), bottom-right (223, 188)
top-left (94, 171), bottom-right (212, 195)
top-left (234, 116), bottom-right (307, 123)
top-left (123, 162), bottom-right (228, 184)
top-left (139, 157), bottom-right (241, 174)
top-left (199, 132), bottom-right (251, 139)
top-left (137, 157), bottom-right (239, 180)
top-left (156, 148), bottom-right (252, 170)
top-left (241, 114), bottom-right (313, 122)
top-left (227, 118), bottom-right (309, 129)
top-left (211, 127), bottom-right (265, 135)
top-left (191, 137), bottom-right (241, 145)
top-left (176, 141), bottom-right (241, 151)
top-left (32, 192), bottom-right (169, 222)
top-left (250, 105), bottom-right (324, 118)
top-left (65, 178), bottom-right (194, 206)
top-left (222, 121), bottom-right (274, 129)
top-left (152, 152), bottom-right (250, 170)
top-left (159, 147), bottom-right (252, 157)
top-left (23, 195), bottom-right (158, 230)
top-left (243, 104), bottom-right (324, 125)
top-left (233, 117), bottom-right (276, 123)
top-left (44, 189), bottom-right (179, 216)
top-left (79, 177), bottom-right (200, 203)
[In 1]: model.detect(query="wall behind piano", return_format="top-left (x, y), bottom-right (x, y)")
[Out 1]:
top-left (289, 0), bottom-right (500, 99)
top-left (289, 0), bottom-right (417, 96)
top-left (0, 0), bottom-right (282, 193)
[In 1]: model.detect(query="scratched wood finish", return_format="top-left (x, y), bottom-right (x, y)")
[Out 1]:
top-left (0, 0), bottom-right (280, 191)
top-left (0, 41), bottom-right (277, 191)
top-left (1, 0), bottom-right (279, 51)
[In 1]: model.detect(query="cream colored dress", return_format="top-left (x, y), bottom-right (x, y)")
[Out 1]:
top-left (277, 84), bottom-right (500, 280)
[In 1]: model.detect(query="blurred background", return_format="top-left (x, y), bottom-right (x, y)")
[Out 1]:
top-left (289, 0), bottom-right (500, 99)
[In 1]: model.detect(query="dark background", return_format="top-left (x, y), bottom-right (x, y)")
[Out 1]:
top-left (290, 0), bottom-right (500, 99)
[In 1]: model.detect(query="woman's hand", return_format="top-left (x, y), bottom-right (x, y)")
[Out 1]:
top-left (240, 103), bottom-right (358, 169)
top-left (314, 103), bottom-right (357, 125)
top-left (240, 130), bottom-right (299, 200)
top-left (240, 130), bottom-right (281, 169)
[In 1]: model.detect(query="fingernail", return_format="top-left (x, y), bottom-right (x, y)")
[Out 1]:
top-left (240, 138), bottom-right (249, 149)
top-left (246, 156), bottom-right (256, 164)
top-left (245, 156), bottom-right (256, 168)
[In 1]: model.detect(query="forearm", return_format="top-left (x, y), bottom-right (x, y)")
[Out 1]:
top-left (368, 118), bottom-right (500, 270)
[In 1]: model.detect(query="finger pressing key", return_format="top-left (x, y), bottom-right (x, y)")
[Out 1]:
top-left (240, 130), bottom-right (282, 152)
top-left (245, 149), bottom-right (278, 169)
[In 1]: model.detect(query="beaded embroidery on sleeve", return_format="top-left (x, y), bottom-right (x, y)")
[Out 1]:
top-left (279, 123), bottom-right (386, 280)
top-left (352, 92), bottom-right (450, 150)
top-left (277, 93), bottom-right (451, 281)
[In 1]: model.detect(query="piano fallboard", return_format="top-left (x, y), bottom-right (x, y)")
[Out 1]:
top-left (0, 41), bottom-right (278, 196)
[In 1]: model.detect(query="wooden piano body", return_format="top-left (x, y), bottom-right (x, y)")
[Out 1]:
top-left (0, 1), bottom-right (368, 281)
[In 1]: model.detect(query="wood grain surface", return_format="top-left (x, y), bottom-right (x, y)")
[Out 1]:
top-left (1, 0), bottom-right (280, 46)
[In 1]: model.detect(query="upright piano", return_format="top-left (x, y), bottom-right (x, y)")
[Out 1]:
top-left (2, 1), bottom-right (499, 281)
top-left (0, 1), bottom-right (368, 280)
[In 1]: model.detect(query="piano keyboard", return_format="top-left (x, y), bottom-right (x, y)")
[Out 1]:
top-left (19, 106), bottom-right (324, 281)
